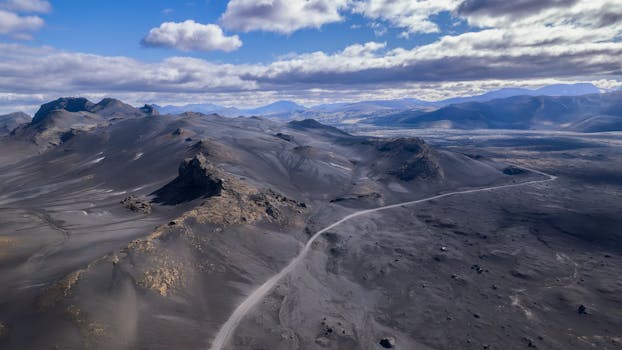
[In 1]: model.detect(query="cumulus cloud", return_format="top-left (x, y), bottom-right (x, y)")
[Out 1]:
top-left (220, 0), bottom-right (348, 33)
top-left (142, 20), bottom-right (242, 52)
top-left (0, 9), bottom-right (43, 39)
top-left (2, 0), bottom-right (622, 112)
top-left (351, 0), bottom-right (461, 34)
top-left (457, 0), bottom-right (580, 18)
top-left (0, 0), bottom-right (51, 13)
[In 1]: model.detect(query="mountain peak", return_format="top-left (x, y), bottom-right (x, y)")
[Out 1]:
top-left (32, 97), bottom-right (94, 124)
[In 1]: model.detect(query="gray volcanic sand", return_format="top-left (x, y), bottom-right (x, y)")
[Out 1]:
top-left (225, 132), bottom-right (622, 350)
top-left (1, 111), bottom-right (620, 350)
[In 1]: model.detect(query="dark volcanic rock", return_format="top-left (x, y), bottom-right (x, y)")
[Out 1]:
top-left (275, 132), bottom-right (293, 141)
top-left (120, 196), bottom-right (152, 214)
top-left (503, 166), bottom-right (529, 175)
top-left (379, 337), bottom-right (396, 348)
top-left (139, 104), bottom-right (159, 115)
top-left (578, 304), bottom-right (587, 314)
top-left (367, 138), bottom-right (443, 181)
top-left (151, 153), bottom-right (224, 205)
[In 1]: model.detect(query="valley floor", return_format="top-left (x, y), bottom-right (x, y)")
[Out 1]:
top-left (1, 125), bottom-right (621, 350)
top-left (224, 130), bottom-right (622, 350)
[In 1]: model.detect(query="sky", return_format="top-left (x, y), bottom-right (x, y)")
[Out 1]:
top-left (0, 0), bottom-right (621, 113)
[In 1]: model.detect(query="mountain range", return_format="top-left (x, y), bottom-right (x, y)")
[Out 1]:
top-left (2, 83), bottom-right (620, 135)
top-left (372, 91), bottom-right (622, 132)
top-left (153, 83), bottom-right (603, 120)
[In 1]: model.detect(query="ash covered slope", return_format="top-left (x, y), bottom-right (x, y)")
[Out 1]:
top-left (0, 99), bottom-right (526, 350)
top-left (0, 112), bottom-right (30, 135)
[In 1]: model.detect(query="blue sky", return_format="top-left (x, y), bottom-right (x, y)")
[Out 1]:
top-left (34, 1), bottom-right (456, 64)
top-left (0, 0), bottom-right (621, 113)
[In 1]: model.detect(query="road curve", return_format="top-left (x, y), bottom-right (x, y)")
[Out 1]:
top-left (208, 168), bottom-right (557, 350)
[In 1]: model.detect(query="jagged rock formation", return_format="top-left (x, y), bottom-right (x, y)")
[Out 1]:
top-left (120, 196), bottom-right (152, 214)
top-left (138, 104), bottom-right (159, 116)
top-left (152, 151), bottom-right (306, 225)
top-left (151, 153), bottom-right (224, 205)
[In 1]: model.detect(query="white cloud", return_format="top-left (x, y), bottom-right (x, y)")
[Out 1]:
top-left (0, 9), bottom-right (43, 39)
top-left (2, 0), bottom-right (622, 112)
top-left (351, 0), bottom-right (460, 34)
top-left (142, 20), bottom-right (242, 52)
top-left (0, 0), bottom-right (51, 13)
top-left (220, 0), bottom-right (349, 34)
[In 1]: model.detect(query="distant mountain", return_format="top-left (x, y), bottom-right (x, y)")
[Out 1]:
top-left (439, 83), bottom-right (600, 105)
top-left (245, 100), bottom-right (307, 117)
top-left (154, 100), bottom-right (306, 118)
top-left (382, 91), bottom-right (622, 132)
top-left (0, 112), bottom-right (30, 135)
top-left (151, 83), bottom-right (607, 126)
top-left (313, 98), bottom-right (437, 113)
top-left (12, 97), bottom-right (157, 147)
top-left (154, 103), bottom-right (241, 117)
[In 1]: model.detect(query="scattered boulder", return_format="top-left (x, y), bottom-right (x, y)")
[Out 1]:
top-left (578, 304), bottom-right (587, 314)
top-left (471, 264), bottom-right (484, 274)
top-left (121, 196), bottom-right (152, 214)
top-left (379, 337), bottom-right (396, 348)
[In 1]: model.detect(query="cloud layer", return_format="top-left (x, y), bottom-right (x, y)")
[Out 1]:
top-left (142, 20), bottom-right (242, 52)
top-left (220, 0), bottom-right (348, 33)
top-left (0, 0), bottom-right (50, 13)
top-left (0, 0), bottom-right (49, 39)
top-left (1, 0), bottom-right (621, 112)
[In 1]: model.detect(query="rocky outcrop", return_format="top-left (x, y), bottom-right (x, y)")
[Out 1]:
top-left (502, 166), bottom-right (529, 175)
top-left (275, 132), bottom-right (293, 141)
top-left (120, 196), bottom-right (152, 214)
top-left (379, 337), bottom-right (396, 348)
top-left (151, 153), bottom-right (224, 205)
top-left (366, 137), bottom-right (443, 181)
top-left (139, 104), bottom-right (159, 116)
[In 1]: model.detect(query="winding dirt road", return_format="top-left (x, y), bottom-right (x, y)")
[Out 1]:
top-left (208, 167), bottom-right (557, 350)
